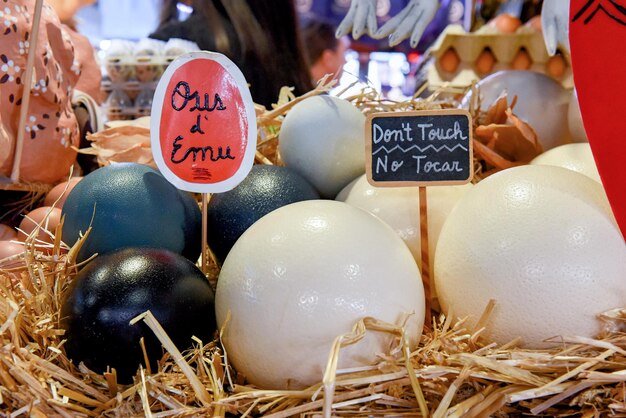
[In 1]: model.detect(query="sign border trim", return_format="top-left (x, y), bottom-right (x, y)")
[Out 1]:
top-left (365, 109), bottom-right (474, 187)
top-left (150, 51), bottom-right (257, 193)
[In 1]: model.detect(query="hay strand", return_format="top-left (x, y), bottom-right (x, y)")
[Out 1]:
top-left (130, 311), bottom-right (212, 407)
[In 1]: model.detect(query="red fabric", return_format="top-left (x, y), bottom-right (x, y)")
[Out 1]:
top-left (570, 0), bottom-right (626, 238)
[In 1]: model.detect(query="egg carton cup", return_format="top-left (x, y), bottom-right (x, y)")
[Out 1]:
top-left (103, 38), bottom-right (201, 83)
top-left (100, 80), bottom-right (156, 116)
top-left (104, 58), bottom-right (169, 83)
top-left (426, 25), bottom-right (573, 90)
top-left (101, 80), bottom-right (159, 95)
top-left (104, 105), bottom-right (152, 122)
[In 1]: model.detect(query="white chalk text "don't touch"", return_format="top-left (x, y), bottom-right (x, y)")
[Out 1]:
top-left (373, 121), bottom-right (468, 144)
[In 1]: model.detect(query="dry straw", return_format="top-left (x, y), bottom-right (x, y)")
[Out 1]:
top-left (0, 78), bottom-right (624, 417)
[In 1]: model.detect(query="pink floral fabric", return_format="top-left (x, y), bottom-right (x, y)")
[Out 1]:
top-left (0, 0), bottom-right (99, 183)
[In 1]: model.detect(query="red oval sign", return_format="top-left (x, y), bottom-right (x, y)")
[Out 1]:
top-left (151, 52), bottom-right (256, 193)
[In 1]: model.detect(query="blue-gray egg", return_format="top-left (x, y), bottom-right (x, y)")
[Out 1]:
top-left (207, 165), bottom-right (319, 264)
top-left (62, 163), bottom-right (201, 262)
top-left (279, 96), bottom-right (366, 198)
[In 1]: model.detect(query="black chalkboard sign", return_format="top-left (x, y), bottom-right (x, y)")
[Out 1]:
top-left (365, 110), bottom-right (473, 186)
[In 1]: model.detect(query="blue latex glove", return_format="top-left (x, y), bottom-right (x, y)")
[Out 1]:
top-left (541, 0), bottom-right (570, 55)
top-left (336, 0), bottom-right (379, 39)
top-left (375, 0), bottom-right (439, 47)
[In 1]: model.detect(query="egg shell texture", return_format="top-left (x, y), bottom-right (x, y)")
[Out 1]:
top-left (435, 165), bottom-right (626, 347)
top-left (462, 70), bottom-right (571, 150)
top-left (337, 174), bottom-right (472, 302)
top-left (531, 143), bottom-right (600, 183)
top-left (279, 96), bottom-right (366, 198)
top-left (18, 206), bottom-right (63, 253)
top-left (0, 224), bottom-right (17, 241)
top-left (0, 240), bottom-right (24, 262)
top-left (60, 248), bottom-right (216, 382)
top-left (488, 14), bottom-right (522, 33)
top-left (61, 163), bottom-right (201, 262)
top-left (44, 177), bottom-right (82, 209)
top-left (216, 200), bottom-right (425, 389)
top-left (207, 165), bottom-right (319, 264)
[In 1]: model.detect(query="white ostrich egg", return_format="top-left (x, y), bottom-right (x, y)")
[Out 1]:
top-left (216, 200), bottom-right (425, 389)
top-left (462, 71), bottom-right (572, 150)
top-left (435, 165), bottom-right (626, 347)
top-left (337, 174), bottom-right (473, 301)
top-left (531, 143), bottom-right (601, 183)
top-left (279, 96), bottom-right (366, 198)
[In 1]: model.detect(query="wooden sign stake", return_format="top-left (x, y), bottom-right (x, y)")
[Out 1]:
top-left (201, 193), bottom-right (209, 275)
top-left (151, 52), bottom-right (256, 284)
top-left (365, 109), bottom-right (473, 325)
top-left (418, 186), bottom-right (431, 321)
top-left (11, 0), bottom-right (44, 182)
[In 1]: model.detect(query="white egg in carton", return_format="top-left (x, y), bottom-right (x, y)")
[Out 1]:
top-left (426, 25), bottom-right (573, 90)
top-left (101, 38), bottom-right (202, 121)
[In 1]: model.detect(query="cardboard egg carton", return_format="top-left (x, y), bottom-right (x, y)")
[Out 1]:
top-left (104, 56), bottom-right (169, 84)
top-left (426, 25), bottom-right (573, 89)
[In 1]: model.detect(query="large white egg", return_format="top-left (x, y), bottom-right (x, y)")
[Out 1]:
top-left (531, 143), bottom-right (600, 183)
top-left (568, 89), bottom-right (588, 143)
top-left (435, 165), bottom-right (626, 348)
top-left (337, 174), bottom-right (473, 303)
top-left (462, 71), bottom-right (571, 150)
top-left (216, 200), bottom-right (425, 389)
top-left (279, 96), bottom-right (366, 198)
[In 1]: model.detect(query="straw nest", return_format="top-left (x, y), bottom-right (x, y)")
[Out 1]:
top-left (0, 76), bottom-right (624, 417)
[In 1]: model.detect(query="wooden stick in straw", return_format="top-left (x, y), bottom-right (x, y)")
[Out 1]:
top-left (419, 186), bottom-right (432, 322)
top-left (11, 0), bottom-right (44, 182)
top-left (201, 193), bottom-right (209, 275)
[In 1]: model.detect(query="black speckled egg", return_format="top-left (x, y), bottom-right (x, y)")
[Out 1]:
top-left (207, 165), bottom-right (319, 263)
top-left (60, 248), bottom-right (216, 383)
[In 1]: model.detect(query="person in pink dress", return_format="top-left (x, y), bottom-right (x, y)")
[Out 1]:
top-left (0, 0), bottom-right (99, 184)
